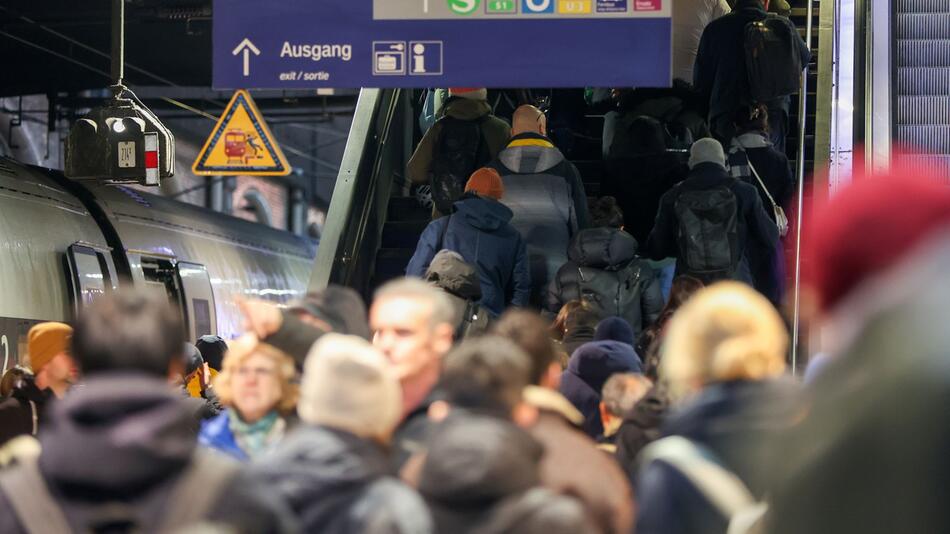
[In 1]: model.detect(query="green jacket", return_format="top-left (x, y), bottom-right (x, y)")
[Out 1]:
top-left (407, 97), bottom-right (511, 184)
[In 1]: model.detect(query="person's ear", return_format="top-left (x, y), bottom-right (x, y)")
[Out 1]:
top-left (599, 401), bottom-right (612, 430)
top-left (541, 362), bottom-right (562, 389)
top-left (432, 323), bottom-right (455, 356)
top-left (512, 402), bottom-right (539, 428)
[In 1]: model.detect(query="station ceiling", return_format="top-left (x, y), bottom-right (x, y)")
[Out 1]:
top-left (0, 0), bottom-right (212, 97)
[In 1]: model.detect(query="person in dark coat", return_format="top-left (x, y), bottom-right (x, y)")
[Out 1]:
top-left (493, 311), bottom-right (636, 534)
top-left (726, 103), bottom-right (796, 303)
top-left (694, 0), bottom-right (811, 151)
top-left (613, 384), bottom-right (671, 481)
top-left (424, 249), bottom-right (492, 339)
top-left (253, 334), bottom-right (432, 534)
top-left (406, 167), bottom-right (531, 317)
top-left (488, 105), bottom-right (591, 305)
top-left (408, 88), bottom-right (512, 188)
top-left (646, 138), bottom-right (780, 301)
top-left (560, 317), bottom-right (644, 439)
top-left (417, 414), bottom-right (597, 534)
top-left (635, 283), bottom-right (797, 534)
top-left (603, 116), bottom-right (689, 246)
top-left (0, 292), bottom-right (294, 534)
top-left (546, 198), bottom-right (664, 340)
top-left (0, 322), bottom-right (75, 447)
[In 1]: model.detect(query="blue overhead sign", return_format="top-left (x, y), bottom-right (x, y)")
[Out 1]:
top-left (213, 0), bottom-right (671, 89)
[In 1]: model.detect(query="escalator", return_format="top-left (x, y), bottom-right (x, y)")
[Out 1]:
top-left (893, 0), bottom-right (950, 176)
top-left (312, 4), bottom-right (823, 301)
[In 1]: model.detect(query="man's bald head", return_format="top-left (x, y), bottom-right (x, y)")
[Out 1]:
top-left (512, 105), bottom-right (546, 137)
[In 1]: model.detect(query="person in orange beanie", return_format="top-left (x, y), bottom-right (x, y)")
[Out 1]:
top-left (407, 167), bottom-right (531, 319)
top-left (0, 322), bottom-right (76, 445)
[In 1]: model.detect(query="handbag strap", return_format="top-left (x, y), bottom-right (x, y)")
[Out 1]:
top-left (746, 159), bottom-right (780, 211)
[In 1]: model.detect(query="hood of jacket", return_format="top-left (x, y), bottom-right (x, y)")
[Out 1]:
top-left (568, 227), bottom-right (639, 269)
top-left (454, 193), bottom-right (514, 233)
top-left (38, 373), bottom-right (197, 498)
top-left (443, 97), bottom-right (493, 121)
top-left (566, 341), bottom-right (643, 395)
top-left (419, 414), bottom-right (542, 507)
top-left (426, 249), bottom-right (482, 301)
top-left (497, 133), bottom-right (566, 175)
top-left (252, 425), bottom-right (391, 523)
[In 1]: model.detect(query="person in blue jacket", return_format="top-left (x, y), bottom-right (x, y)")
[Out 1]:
top-left (199, 337), bottom-right (299, 461)
top-left (406, 167), bottom-right (531, 318)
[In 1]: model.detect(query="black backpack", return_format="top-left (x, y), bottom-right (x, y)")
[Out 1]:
top-left (673, 186), bottom-right (740, 283)
top-left (744, 15), bottom-right (803, 102)
top-left (430, 115), bottom-right (489, 214)
top-left (575, 262), bottom-right (645, 325)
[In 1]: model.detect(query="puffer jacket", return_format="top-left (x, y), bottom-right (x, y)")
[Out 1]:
top-left (488, 132), bottom-right (591, 305)
top-left (424, 249), bottom-right (491, 339)
top-left (406, 193), bottom-right (531, 317)
top-left (408, 97), bottom-right (511, 185)
top-left (559, 341), bottom-right (643, 438)
top-left (547, 227), bottom-right (664, 340)
top-left (252, 424), bottom-right (432, 534)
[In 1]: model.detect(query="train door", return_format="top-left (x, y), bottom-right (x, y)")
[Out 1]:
top-left (127, 252), bottom-right (217, 342)
top-left (177, 262), bottom-right (217, 341)
top-left (65, 242), bottom-right (120, 316)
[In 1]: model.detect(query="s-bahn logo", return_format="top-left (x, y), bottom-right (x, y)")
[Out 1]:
top-left (448, 0), bottom-right (480, 14)
top-left (523, 0), bottom-right (555, 13)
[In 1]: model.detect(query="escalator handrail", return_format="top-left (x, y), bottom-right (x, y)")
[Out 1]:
top-left (309, 89), bottom-right (403, 292)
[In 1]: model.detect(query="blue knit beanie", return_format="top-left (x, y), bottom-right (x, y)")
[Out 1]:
top-left (593, 317), bottom-right (635, 346)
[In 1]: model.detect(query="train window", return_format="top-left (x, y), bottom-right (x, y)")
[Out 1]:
top-left (66, 244), bottom-right (114, 314)
top-left (177, 262), bottom-right (217, 341)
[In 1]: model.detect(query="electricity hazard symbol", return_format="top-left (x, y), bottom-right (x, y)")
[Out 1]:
top-left (192, 89), bottom-right (291, 176)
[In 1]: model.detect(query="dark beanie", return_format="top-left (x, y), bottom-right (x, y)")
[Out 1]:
top-left (196, 335), bottom-right (228, 371)
top-left (182, 343), bottom-right (204, 376)
top-left (288, 285), bottom-right (371, 340)
top-left (594, 317), bottom-right (635, 347)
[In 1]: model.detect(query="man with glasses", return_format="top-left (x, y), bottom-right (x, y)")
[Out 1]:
top-left (488, 104), bottom-right (591, 306)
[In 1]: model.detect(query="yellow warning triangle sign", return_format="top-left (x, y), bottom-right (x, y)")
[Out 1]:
top-left (192, 89), bottom-right (291, 176)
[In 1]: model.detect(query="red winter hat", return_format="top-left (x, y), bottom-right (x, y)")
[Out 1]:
top-left (807, 172), bottom-right (950, 312)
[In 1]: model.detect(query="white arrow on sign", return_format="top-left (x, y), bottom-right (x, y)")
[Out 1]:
top-left (232, 38), bottom-right (261, 77)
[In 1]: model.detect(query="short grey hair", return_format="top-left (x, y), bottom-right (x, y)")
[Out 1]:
top-left (373, 277), bottom-right (455, 330)
top-left (601, 373), bottom-right (652, 418)
top-left (298, 334), bottom-right (402, 440)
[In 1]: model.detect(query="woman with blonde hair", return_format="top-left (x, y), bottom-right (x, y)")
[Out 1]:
top-left (635, 282), bottom-right (798, 534)
top-left (199, 335), bottom-right (299, 461)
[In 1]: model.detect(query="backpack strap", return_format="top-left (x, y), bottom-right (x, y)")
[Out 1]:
top-left (437, 214), bottom-right (452, 251)
top-left (639, 436), bottom-right (756, 519)
top-left (0, 458), bottom-right (71, 534)
top-left (157, 449), bottom-right (241, 532)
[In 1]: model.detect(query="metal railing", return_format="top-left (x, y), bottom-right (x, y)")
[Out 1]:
top-left (792, 0), bottom-right (817, 373)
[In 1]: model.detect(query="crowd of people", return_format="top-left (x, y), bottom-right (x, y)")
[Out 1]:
top-left (1, 0), bottom-right (948, 532)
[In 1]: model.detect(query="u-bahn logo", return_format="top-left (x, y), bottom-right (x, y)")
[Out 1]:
top-left (523, 0), bottom-right (554, 12)
top-left (448, 0), bottom-right (480, 14)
